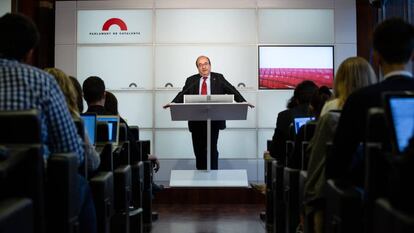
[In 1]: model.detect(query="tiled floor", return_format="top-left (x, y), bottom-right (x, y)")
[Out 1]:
top-left (151, 204), bottom-right (266, 233)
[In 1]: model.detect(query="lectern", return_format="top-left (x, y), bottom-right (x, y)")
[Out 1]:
top-left (170, 98), bottom-right (248, 171)
top-left (168, 95), bottom-right (249, 187)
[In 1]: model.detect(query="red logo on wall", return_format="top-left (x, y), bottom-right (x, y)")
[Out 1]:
top-left (102, 18), bottom-right (128, 31)
top-left (87, 17), bottom-right (140, 37)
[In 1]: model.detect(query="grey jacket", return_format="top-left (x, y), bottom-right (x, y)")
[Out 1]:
top-left (304, 111), bottom-right (341, 214)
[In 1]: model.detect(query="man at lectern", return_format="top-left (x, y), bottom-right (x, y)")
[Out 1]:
top-left (164, 55), bottom-right (253, 170)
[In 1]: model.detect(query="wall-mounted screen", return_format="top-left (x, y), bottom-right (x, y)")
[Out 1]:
top-left (258, 45), bottom-right (334, 89)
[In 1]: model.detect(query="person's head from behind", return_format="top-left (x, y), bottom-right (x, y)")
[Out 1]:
top-left (334, 57), bottom-right (377, 107)
top-left (104, 91), bottom-right (118, 115)
top-left (83, 76), bottom-right (105, 106)
top-left (288, 80), bottom-right (318, 108)
top-left (310, 86), bottom-right (332, 117)
top-left (0, 13), bottom-right (39, 61)
top-left (373, 18), bottom-right (414, 66)
top-left (196, 55), bottom-right (211, 77)
top-left (44, 68), bottom-right (79, 116)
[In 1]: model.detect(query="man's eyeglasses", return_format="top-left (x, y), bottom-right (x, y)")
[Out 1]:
top-left (197, 62), bottom-right (210, 67)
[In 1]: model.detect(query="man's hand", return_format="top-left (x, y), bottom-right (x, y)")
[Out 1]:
top-left (247, 102), bottom-right (255, 108)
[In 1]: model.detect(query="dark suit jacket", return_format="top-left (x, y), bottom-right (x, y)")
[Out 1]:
top-left (270, 104), bottom-right (311, 162)
top-left (171, 72), bottom-right (247, 132)
top-left (326, 74), bottom-right (414, 184)
top-left (85, 105), bottom-right (112, 115)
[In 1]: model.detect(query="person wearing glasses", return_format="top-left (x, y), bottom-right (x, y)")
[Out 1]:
top-left (164, 55), bottom-right (253, 170)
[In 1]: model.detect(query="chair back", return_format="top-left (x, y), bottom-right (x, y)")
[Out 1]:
top-left (0, 109), bottom-right (41, 144)
top-left (129, 126), bottom-right (139, 141)
top-left (119, 123), bottom-right (128, 142)
top-left (272, 160), bottom-right (286, 233)
top-left (366, 108), bottom-right (389, 149)
top-left (111, 165), bottom-right (132, 233)
top-left (267, 140), bottom-right (272, 151)
top-left (283, 167), bottom-right (300, 233)
top-left (46, 153), bottom-right (80, 233)
top-left (90, 172), bottom-right (114, 233)
top-left (73, 118), bottom-right (85, 141)
top-left (374, 198), bottom-right (414, 233)
top-left (325, 179), bottom-right (364, 233)
top-left (0, 146), bottom-right (45, 233)
top-left (303, 121), bottom-right (317, 141)
top-left (0, 110), bottom-right (45, 233)
top-left (96, 121), bottom-right (110, 144)
top-left (0, 198), bottom-right (33, 233)
top-left (137, 140), bottom-right (150, 161)
top-left (289, 121), bottom-right (317, 169)
top-left (264, 157), bottom-right (275, 230)
top-left (113, 142), bottom-right (130, 168)
top-left (365, 109), bottom-right (391, 215)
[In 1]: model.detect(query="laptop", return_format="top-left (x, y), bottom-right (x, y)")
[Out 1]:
top-left (293, 116), bottom-right (315, 134)
top-left (80, 113), bottom-right (97, 145)
top-left (184, 94), bottom-right (234, 103)
top-left (383, 92), bottom-right (414, 154)
top-left (96, 115), bottom-right (120, 146)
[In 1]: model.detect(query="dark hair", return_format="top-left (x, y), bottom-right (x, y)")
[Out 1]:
top-left (104, 91), bottom-right (118, 115)
top-left (0, 13), bottom-right (40, 60)
top-left (69, 76), bottom-right (84, 113)
top-left (310, 86), bottom-right (332, 117)
top-left (286, 96), bottom-right (298, 109)
top-left (82, 76), bottom-right (105, 103)
top-left (373, 18), bottom-right (414, 64)
top-left (293, 80), bottom-right (318, 105)
top-left (318, 86), bottom-right (332, 99)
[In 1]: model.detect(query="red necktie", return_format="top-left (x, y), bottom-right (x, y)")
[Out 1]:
top-left (201, 77), bottom-right (207, 95)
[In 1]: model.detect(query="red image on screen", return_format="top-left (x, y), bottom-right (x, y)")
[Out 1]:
top-left (259, 46), bottom-right (334, 89)
top-left (259, 67), bottom-right (333, 89)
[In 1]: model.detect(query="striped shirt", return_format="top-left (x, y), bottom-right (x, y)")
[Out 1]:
top-left (0, 58), bottom-right (84, 164)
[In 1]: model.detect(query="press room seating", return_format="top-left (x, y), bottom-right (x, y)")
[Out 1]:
top-left (0, 109), bottom-right (81, 233)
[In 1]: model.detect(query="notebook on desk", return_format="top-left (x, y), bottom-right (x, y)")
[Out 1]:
top-left (383, 92), bottom-right (414, 154)
top-left (96, 115), bottom-right (120, 147)
top-left (80, 113), bottom-right (97, 145)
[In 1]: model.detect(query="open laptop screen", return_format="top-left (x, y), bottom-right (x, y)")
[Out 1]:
top-left (384, 92), bottom-right (414, 154)
top-left (80, 113), bottom-right (97, 145)
top-left (293, 116), bottom-right (315, 134)
top-left (97, 115), bottom-right (120, 146)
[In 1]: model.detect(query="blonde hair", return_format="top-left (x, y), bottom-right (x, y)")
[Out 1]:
top-left (44, 68), bottom-right (79, 117)
top-left (334, 57), bottom-right (377, 107)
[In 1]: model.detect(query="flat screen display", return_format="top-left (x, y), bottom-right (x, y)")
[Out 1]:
top-left (258, 45), bottom-right (334, 89)
top-left (97, 115), bottom-right (120, 146)
top-left (384, 93), bottom-right (414, 154)
top-left (81, 113), bottom-right (97, 145)
top-left (294, 116), bottom-right (315, 134)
